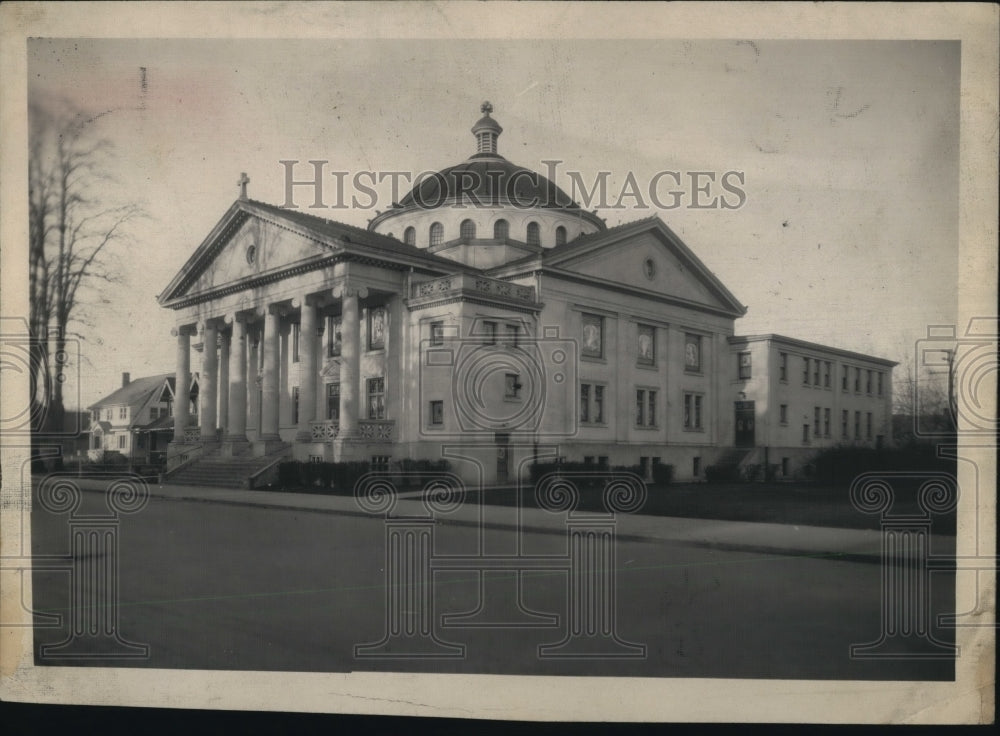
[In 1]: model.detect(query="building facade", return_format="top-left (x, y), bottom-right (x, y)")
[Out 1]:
top-left (159, 104), bottom-right (894, 483)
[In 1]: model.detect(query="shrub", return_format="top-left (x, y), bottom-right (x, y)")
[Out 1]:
top-left (651, 463), bottom-right (674, 485)
top-left (704, 463), bottom-right (740, 483)
top-left (807, 444), bottom-right (955, 484)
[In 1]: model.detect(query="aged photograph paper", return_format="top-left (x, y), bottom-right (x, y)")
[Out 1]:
top-left (1, 1), bottom-right (996, 724)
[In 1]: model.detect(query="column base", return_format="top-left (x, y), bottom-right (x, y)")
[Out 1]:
top-left (253, 436), bottom-right (285, 456)
top-left (221, 437), bottom-right (250, 457)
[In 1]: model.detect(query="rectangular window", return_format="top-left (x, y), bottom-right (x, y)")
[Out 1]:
top-left (842, 409), bottom-right (849, 439)
top-left (813, 360), bottom-right (820, 386)
top-left (637, 324), bottom-right (655, 366)
top-left (738, 351), bottom-right (752, 380)
top-left (326, 383), bottom-right (340, 421)
top-left (779, 352), bottom-right (788, 381)
top-left (292, 322), bottom-right (300, 363)
top-left (779, 404), bottom-right (788, 424)
top-left (505, 323), bottom-right (519, 347)
top-left (634, 389), bottom-right (657, 427)
top-left (854, 410), bottom-right (861, 439)
top-left (814, 406), bottom-right (821, 435)
top-left (119, 407), bottom-right (127, 420)
top-left (824, 361), bottom-right (832, 388)
top-left (430, 321), bottom-right (444, 346)
top-left (505, 373), bottom-right (520, 399)
top-left (684, 393), bottom-right (703, 430)
top-left (842, 365), bottom-right (849, 391)
top-left (684, 334), bottom-right (702, 372)
top-left (430, 400), bottom-right (444, 425)
top-left (824, 408), bottom-right (831, 437)
top-left (803, 357), bottom-right (810, 384)
top-left (580, 384), bottom-right (590, 423)
top-left (781, 457), bottom-right (789, 476)
top-left (584, 456), bottom-right (594, 465)
top-left (327, 316), bottom-right (342, 357)
top-left (118, 434), bottom-right (126, 449)
top-left (866, 370), bottom-right (873, 395)
top-left (594, 385), bottom-right (604, 424)
top-left (367, 377), bottom-right (385, 420)
top-left (854, 367), bottom-right (861, 392)
top-left (483, 320), bottom-right (497, 345)
top-left (803, 424), bottom-right (810, 444)
top-left (369, 307), bottom-right (386, 350)
top-left (877, 372), bottom-right (884, 396)
top-left (582, 313), bottom-right (604, 358)
top-left (137, 433), bottom-right (146, 449)
top-left (149, 407), bottom-right (159, 420)
top-left (598, 455), bottom-right (609, 468)
top-left (693, 457), bottom-right (701, 477)
top-left (371, 455), bottom-right (390, 473)
top-left (866, 412), bottom-right (873, 440)
top-left (292, 386), bottom-right (300, 425)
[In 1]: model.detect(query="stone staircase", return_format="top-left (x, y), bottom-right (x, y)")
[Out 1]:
top-left (165, 445), bottom-right (290, 489)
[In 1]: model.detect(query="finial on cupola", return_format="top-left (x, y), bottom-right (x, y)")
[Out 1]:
top-left (238, 172), bottom-right (250, 200)
top-left (471, 101), bottom-right (503, 156)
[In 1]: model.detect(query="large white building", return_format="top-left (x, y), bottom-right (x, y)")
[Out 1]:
top-left (158, 104), bottom-right (893, 485)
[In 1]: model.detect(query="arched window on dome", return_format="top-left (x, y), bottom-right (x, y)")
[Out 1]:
top-left (555, 226), bottom-right (567, 246)
top-left (404, 226), bottom-right (416, 246)
top-left (429, 222), bottom-right (444, 247)
top-left (460, 219), bottom-right (476, 240)
top-left (526, 221), bottom-right (540, 247)
top-left (494, 219), bottom-right (509, 240)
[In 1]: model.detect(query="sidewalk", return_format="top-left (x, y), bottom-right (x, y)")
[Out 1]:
top-left (52, 475), bottom-right (956, 564)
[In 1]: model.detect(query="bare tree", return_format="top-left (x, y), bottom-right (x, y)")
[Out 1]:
top-left (28, 98), bottom-right (143, 433)
top-left (893, 353), bottom-right (952, 442)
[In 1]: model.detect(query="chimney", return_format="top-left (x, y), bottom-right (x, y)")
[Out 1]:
top-left (122, 372), bottom-right (130, 387)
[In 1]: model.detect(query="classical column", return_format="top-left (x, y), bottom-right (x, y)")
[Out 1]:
top-left (338, 286), bottom-right (366, 438)
top-left (172, 327), bottom-right (191, 443)
top-left (260, 306), bottom-right (281, 441)
top-left (296, 296), bottom-right (318, 441)
top-left (200, 322), bottom-right (219, 442)
top-left (218, 326), bottom-right (230, 437)
top-left (226, 316), bottom-right (248, 441)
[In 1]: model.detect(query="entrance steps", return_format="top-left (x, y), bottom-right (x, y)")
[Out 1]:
top-left (165, 444), bottom-right (290, 489)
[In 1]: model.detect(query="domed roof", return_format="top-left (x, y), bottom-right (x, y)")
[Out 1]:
top-left (398, 157), bottom-right (580, 210)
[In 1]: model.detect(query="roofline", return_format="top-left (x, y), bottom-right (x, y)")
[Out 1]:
top-left (728, 333), bottom-right (899, 366)
top-left (540, 266), bottom-right (746, 319)
top-left (367, 197), bottom-right (607, 232)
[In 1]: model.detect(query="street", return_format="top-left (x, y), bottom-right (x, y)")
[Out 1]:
top-left (29, 487), bottom-right (956, 680)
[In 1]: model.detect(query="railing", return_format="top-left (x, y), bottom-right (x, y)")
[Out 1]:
top-left (310, 420), bottom-right (339, 442)
top-left (183, 426), bottom-right (200, 443)
top-left (358, 419), bottom-right (395, 442)
top-left (164, 443), bottom-right (204, 474)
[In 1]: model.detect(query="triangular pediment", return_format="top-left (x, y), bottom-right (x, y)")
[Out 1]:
top-left (158, 201), bottom-right (336, 305)
top-left (541, 218), bottom-right (745, 316)
top-left (159, 200), bottom-right (471, 307)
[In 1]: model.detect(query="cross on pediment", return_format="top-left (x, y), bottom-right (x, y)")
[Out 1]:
top-left (238, 172), bottom-right (250, 200)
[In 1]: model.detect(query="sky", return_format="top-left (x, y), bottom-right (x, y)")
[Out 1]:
top-left (26, 38), bottom-right (960, 409)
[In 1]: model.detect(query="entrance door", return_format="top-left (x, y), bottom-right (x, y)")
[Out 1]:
top-left (734, 400), bottom-right (755, 447)
top-left (495, 433), bottom-right (510, 485)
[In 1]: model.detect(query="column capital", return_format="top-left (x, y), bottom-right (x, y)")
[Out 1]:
top-left (332, 284), bottom-right (368, 300)
top-left (171, 324), bottom-right (197, 337)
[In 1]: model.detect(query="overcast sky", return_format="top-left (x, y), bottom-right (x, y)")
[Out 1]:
top-left (27, 38), bottom-right (959, 409)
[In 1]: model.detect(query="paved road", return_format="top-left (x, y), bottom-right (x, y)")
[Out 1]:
top-left (27, 481), bottom-right (956, 680)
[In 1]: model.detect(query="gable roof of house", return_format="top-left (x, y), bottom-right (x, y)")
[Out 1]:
top-left (87, 373), bottom-right (173, 411)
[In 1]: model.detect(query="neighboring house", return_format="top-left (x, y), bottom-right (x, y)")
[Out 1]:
top-left (87, 372), bottom-right (199, 466)
top-left (156, 104), bottom-right (896, 483)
